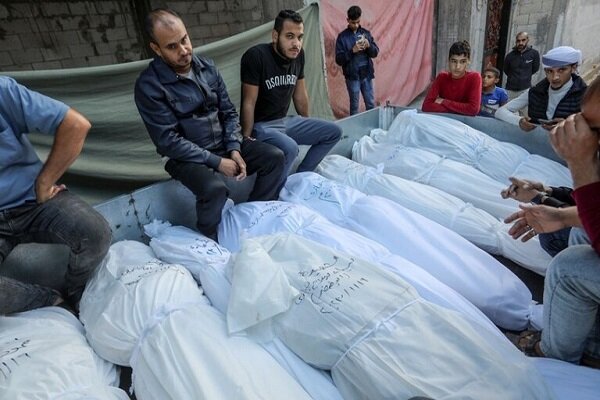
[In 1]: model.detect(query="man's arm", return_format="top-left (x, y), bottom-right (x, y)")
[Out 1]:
top-left (531, 50), bottom-right (540, 75)
top-left (495, 90), bottom-right (529, 126)
top-left (292, 78), bottom-right (309, 117)
top-left (240, 83), bottom-right (259, 138)
top-left (550, 113), bottom-right (600, 253)
top-left (421, 76), bottom-right (448, 113)
top-left (364, 31), bottom-right (379, 58)
top-left (36, 108), bottom-right (91, 203)
top-left (438, 73), bottom-right (482, 116)
top-left (213, 70), bottom-right (242, 153)
top-left (134, 75), bottom-right (222, 169)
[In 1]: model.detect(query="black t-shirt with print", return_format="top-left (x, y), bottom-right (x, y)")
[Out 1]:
top-left (240, 43), bottom-right (305, 122)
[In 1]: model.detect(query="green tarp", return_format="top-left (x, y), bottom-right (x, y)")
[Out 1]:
top-left (7, 4), bottom-right (333, 204)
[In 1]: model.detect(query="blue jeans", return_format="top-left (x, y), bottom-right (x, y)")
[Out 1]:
top-left (0, 191), bottom-right (111, 314)
top-left (253, 116), bottom-right (342, 186)
top-left (345, 78), bottom-right (375, 115)
top-left (541, 245), bottom-right (600, 363)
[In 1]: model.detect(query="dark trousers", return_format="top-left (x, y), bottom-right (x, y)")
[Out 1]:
top-left (0, 191), bottom-right (111, 314)
top-left (165, 138), bottom-right (284, 238)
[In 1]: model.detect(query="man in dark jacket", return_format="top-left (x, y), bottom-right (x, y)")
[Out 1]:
top-left (503, 32), bottom-right (540, 100)
top-left (135, 8), bottom-right (284, 241)
top-left (495, 46), bottom-right (587, 133)
top-left (335, 5), bottom-right (379, 115)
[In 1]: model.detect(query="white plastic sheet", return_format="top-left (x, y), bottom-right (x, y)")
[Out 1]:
top-left (0, 307), bottom-right (128, 400)
top-left (317, 155), bottom-right (551, 275)
top-left (353, 135), bottom-right (520, 220)
top-left (374, 110), bottom-right (572, 187)
top-left (228, 233), bottom-right (554, 400)
top-left (280, 172), bottom-right (537, 330)
top-left (143, 221), bottom-right (343, 400)
top-left (79, 241), bottom-right (310, 400)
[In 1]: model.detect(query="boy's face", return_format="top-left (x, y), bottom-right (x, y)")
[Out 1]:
top-left (448, 54), bottom-right (469, 79)
top-left (347, 17), bottom-right (360, 32)
top-left (482, 72), bottom-right (499, 89)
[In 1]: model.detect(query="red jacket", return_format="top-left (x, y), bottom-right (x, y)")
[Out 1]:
top-left (573, 181), bottom-right (600, 255)
top-left (422, 71), bottom-right (482, 116)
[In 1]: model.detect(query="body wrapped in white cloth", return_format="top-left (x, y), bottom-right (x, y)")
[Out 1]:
top-left (279, 172), bottom-right (539, 330)
top-left (317, 155), bottom-right (551, 275)
top-left (0, 307), bottom-right (128, 400)
top-left (373, 109), bottom-right (572, 187)
top-left (79, 241), bottom-right (310, 400)
top-left (228, 233), bottom-right (554, 400)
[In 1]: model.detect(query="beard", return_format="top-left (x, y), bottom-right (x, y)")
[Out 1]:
top-left (276, 37), bottom-right (299, 61)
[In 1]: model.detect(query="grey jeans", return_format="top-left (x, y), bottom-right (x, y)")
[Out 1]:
top-left (0, 191), bottom-right (111, 314)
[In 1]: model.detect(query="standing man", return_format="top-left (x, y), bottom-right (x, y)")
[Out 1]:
top-left (240, 9), bottom-right (342, 187)
top-left (495, 46), bottom-right (586, 132)
top-left (135, 9), bottom-right (284, 241)
top-left (335, 5), bottom-right (379, 115)
top-left (503, 32), bottom-right (540, 100)
top-left (0, 76), bottom-right (111, 314)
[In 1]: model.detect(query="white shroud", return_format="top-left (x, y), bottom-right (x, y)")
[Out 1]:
top-left (317, 155), bottom-right (551, 275)
top-left (227, 233), bottom-right (554, 400)
top-left (79, 241), bottom-right (310, 400)
top-left (372, 109), bottom-right (572, 187)
top-left (279, 172), bottom-right (539, 330)
top-left (353, 135), bottom-right (520, 220)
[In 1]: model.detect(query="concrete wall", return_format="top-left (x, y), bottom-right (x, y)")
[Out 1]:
top-left (0, 0), bottom-right (304, 71)
top-left (433, 0), bottom-right (599, 84)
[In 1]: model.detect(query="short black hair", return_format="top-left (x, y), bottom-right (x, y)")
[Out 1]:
top-left (484, 67), bottom-right (500, 79)
top-left (145, 8), bottom-right (182, 43)
top-left (274, 9), bottom-right (303, 33)
top-left (347, 5), bottom-right (362, 20)
top-left (449, 40), bottom-right (471, 59)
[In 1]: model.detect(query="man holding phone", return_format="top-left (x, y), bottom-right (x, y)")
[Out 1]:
top-left (495, 46), bottom-right (587, 132)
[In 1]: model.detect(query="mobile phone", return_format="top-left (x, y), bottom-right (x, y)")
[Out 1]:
top-left (537, 118), bottom-right (557, 125)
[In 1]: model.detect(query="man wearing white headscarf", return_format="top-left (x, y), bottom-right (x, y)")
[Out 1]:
top-left (495, 46), bottom-right (587, 132)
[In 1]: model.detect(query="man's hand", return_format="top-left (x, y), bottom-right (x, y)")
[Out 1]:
top-left (504, 203), bottom-right (569, 242)
top-left (218, 158), bottom-right (240, 178)
top-left (434, 97), bottom-right (444, 104)
top-left (541, 117), bottom-right (564, 131)
top-left (230, 150), bottom-right (247, 181)
top-left (35, 180), bottom-right (67, 203)
top-left (518, 117), bottom-right (537, 132)
top-left (501, 177), bottom-right (548, 202)
top-left (549, 113), bottom-right (600, 188)
top-left (352, 42), bottom-right (363, 53)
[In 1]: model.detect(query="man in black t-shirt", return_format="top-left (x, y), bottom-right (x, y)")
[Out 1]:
top-left (240, 9), bottom-right (342, 187)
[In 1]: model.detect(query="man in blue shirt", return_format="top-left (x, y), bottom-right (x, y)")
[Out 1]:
top-left (0, 76), bottom-right (111, 314)
top-left (335, 5), bottom-right (379, 115)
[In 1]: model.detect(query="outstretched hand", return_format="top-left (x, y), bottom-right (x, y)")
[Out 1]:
top-left (504, 203), bottom-right (567, 242)
top-left (501, 177), bottom-right (547, 202)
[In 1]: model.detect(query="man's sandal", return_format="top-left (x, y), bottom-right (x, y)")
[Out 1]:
top-left (512, 330), bottom-right (545, 357)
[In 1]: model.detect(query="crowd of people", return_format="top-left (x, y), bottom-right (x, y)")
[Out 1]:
top-left (1, 4), bottom-right (598, 383)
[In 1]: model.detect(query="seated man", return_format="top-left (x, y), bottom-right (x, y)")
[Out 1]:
top-left (479, 67), bottom-right (508, 118)
top-left (240, 9), bottom-right (342, 187)
top-left (0, 76), bottom-right (111, 314)
top-left (134, 9), bottom-right (284, 241)
top-left (507, 76), bottom-right (600, 368)
top-left (422, 40), bottom-right (482, 116)
top-left (495, 46), bottom-right (587, 132)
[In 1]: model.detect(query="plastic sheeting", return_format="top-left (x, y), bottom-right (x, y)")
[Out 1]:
top-left (377, 110), bottom-right (573, 187)
top-left (79, 241), bottom-right (310, 400)
top-left (352, 135), bottom-right (521, 220)
top-left (0, 307), bottom-right (127, 400)
top-left (228, 233), bottom-right (554, 400)
top-left (321, 0), bottom-right (434, 117)
top-left (317, 155), bottom-right (552, 275)
top-left (6, 4), bottom-right (332, 203)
